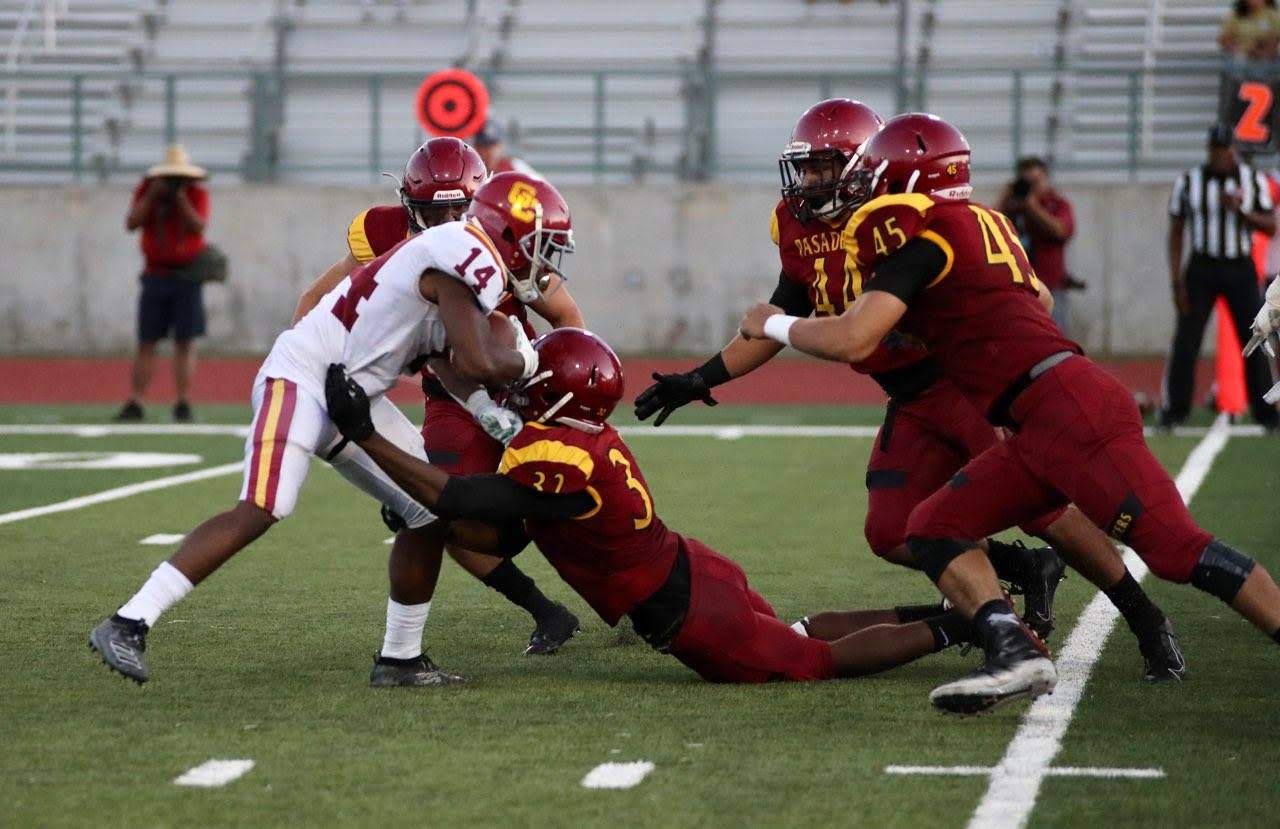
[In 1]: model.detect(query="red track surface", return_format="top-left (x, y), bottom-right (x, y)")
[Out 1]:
top-left (0, 355), bottom-right (1202, 406)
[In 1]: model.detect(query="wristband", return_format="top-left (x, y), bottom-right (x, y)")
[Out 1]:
top-left (464, 388), bottom-right (496, 418)
top-left (762, 314), bottom-right (799, 347)
top-left (694, 352), bottom-right (731, 387)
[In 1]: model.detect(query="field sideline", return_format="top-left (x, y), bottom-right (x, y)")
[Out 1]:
top-left (2, 402), bottom-right (1277, 828)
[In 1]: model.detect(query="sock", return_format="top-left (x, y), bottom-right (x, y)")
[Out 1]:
top-left (972, 598), bottom-right (1021, 647)
top-left (117, 561), bottom-right (194, 627)
top-left (894, 602), bottom-right (947, 624)
top-left (380, 598), bottom-right (430, 660)
top-left (482, 558), bottom-right (557, 621)
top-left (790, 618), bottom-right (810, 637)
top-left (984, 538), bottom-right (1028, 583)
top-left (924, 610), bottom-right (970, 651)
top-left (1103, 571), bottom-right (1165, 632)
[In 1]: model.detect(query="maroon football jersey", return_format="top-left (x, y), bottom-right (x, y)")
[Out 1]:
top-left (841, 193), bottom-right (1081, 416)
top-left (499, 421), bottom-right (681, 625)
top-left (771, 201), bottom-right (929, 375)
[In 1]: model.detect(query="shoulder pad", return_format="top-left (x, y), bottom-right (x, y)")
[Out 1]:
top-left (842, 193), bottom-right (938, 270)
top-left (498, 430), bottom-right (594, 493)
top-left (427, 221), bottom-right (507, 313)
top-left (769, 202), bottom-right (784, 246)
top-left (347, 209), bottom-right (375, 262)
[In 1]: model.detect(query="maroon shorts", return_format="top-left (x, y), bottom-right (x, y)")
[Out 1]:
top-left (668, 538), bottom-right (834, 683)
top-left (865, 377), bottom-right (1064, 557)
top-left (907, 357), bottom-right (1212, 583)
top-left (421, 396), bottom-right (504, 475)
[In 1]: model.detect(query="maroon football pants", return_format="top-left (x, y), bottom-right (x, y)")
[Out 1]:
top-left (907, 357), bottom-right (1212, 583)
top-left (866, 376), bottom-right (1064, 558)
top-left (421, 395), bottom-right (505, 475)
top-left (668, 538), bottom-right (835, 683)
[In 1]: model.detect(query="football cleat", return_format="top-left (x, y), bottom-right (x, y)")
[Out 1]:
top-left (526, 602), bottom-right (581, 656)
top-left (89, 614), bottom-right (150, 684)
top-left (114, 401), bottom-right (143, 422)
top-left (369, 653), bottom-right (465, 687)
top-left (931, 612), bottom-right (1055, 715)
top-left (1014, 544), bottom-right (1067, 641)
top-left (172, 401), bottom-right (193, 423)
top-left (1136, 617), bottom-right (1187, 683)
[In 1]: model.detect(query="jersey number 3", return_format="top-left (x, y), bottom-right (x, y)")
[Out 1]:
top-left (608, 448), bottom-right (653, 530)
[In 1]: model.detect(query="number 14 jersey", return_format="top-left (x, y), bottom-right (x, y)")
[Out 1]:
top-left (263, 219), bottom-right (506, 403)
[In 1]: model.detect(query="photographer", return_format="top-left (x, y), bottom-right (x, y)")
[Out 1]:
top-left (999, 156), bottom-right (1077, 334)
top-left (116, 145), bottom-right (224, 423)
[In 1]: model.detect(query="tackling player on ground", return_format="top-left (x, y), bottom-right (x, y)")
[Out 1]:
top-left (739, 113), bottom-right (1280, 714)
top-left (324, 329), bottom-right (981, 684)
top-left (89, 172), bottom-right (571, 687)
top-left (637, 99), bottom-right (1183, 681)
top-left (294, 138), bottom-right (584, 656)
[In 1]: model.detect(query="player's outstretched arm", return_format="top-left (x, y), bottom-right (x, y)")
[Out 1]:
top-left (293, 252), bottom-right (359, 324)
top-left (423, 271), bottom-right (536, 385)
top-left (526, 274), bottom-right (586, 328)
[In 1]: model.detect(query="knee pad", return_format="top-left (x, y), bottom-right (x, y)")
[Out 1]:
top-left (1190, 540), bottom-right (1255, 604)
top-left (907, 537), bottom-right (977, 583)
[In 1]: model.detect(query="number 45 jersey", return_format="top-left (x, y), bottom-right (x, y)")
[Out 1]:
top-left (264, 219), bottom-right (506, 402)
top-left (843, 194), bottom-right (1082, 418)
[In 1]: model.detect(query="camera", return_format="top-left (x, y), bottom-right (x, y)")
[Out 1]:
top-left (1011, 177), bottom-right (1032, 199)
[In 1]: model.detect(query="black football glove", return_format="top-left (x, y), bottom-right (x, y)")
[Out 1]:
top-left (325, 363), bottom-right (375, 442)
top-left (633, 370), bottom-right (718, 427)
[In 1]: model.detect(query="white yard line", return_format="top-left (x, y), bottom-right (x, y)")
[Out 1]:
top-left (886, 765), bottom-right (1165, 780)
top-left (140, 533), bottom-right (186, 545)
top-left (580, 761), bottom-right (655, 790)
top-left (0, 463), bottom-right (241, 526)
top-left (968, 414), bottom-right (1231, 829)
top-left (173, 758), bottom-right (255, 788)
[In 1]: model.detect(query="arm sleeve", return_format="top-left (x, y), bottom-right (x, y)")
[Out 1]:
top-left (864, 237), bottom-right (950, 304)
top-left (769, 270), bottom-right (816, 317)
top-left (434, 474), bottom-right (596, 522)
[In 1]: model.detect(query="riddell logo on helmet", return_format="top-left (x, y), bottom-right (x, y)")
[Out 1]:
top-left (432, 189), bottom-right (466, 202)
top-left (507, 181), bottom-right (540, 222)
top-left (782, 140), bottom-right (813, 157)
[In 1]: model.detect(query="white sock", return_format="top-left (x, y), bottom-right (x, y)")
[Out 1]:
top-left (790, 618), bottom-right (810, 637)
top-left (380, 598), bottom-right (431, 660)
top-left (117, 561), bottom-right (194, 627)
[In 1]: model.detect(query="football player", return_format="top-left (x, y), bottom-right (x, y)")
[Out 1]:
top-left (294, 138), bottom-right (585, 656)
top-left (739, 113), bottom-right (1280, 714)
top-left (637, 99), bottom-right (1182, 680)
top-left (89, 172), bottom-right (572, 687)
top-left (323, 330), bottom-right (980, 684)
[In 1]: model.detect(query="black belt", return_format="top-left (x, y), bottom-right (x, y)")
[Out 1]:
top-left (627, 545), bottom-right (690, 652)
top-left (987, 350), bottom-right (1076, 429)
top-left (870, 356), bottom-right (943, 403)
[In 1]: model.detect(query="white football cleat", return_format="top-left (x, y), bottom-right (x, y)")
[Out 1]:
top-left (930, 654), bottom-right (1056, 716)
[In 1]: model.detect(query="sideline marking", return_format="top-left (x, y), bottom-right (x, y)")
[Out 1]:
top-left (581, 761), bottom-right (655, 790)
top-left (140, 533), bottom-right (186, 545)
top-left (173, 758), bottom-right (255, 788)
top-left (886, 765), bottom-right (1164, 780)
top-left (0, 463), bottom-right (241, 526)
top-left (0, 451), bottom-right (201, 470)
top-left (968, 414), bottom-right (1231, 829)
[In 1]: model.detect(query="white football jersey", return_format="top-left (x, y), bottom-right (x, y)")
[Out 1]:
top-left (261, 219), bottom-right (507, 402)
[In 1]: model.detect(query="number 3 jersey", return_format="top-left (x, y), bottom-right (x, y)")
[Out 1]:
top-left (261, 219), bottom-right (506, 403)
top-left (498, 422), bottom-right (681, 626)
top-left (844, 193), bottom-right (1081, 417)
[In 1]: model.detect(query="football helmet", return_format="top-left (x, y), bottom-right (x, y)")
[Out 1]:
top-left (779, 98), bottom-right (884, 223)
top-left (513, 328), bottom-right (623, 434)
top-left (847, 112), bottom-right (972, 208)
top-left (398, 137), bottom-right (488, 232)
top-left (465, 171), bottom-right (574, 303)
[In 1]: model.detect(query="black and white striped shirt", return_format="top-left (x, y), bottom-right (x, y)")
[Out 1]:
top-left (1169, 163), bottom-right (1274, 260)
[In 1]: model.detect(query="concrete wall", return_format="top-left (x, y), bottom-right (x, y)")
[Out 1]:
top-left (0, 182), bottom-right (1194, 356)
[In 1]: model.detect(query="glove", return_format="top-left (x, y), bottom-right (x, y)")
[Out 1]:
top-left (465, 389), bottom-right (524, 445)
top-left (324, 363), bottom-right (375, 442)
top-left (633, 370), bottom-right (718, 427)
top-left (510, 316), bottom-right (539, 380)
top-left (1243, 278), bottom-right (1280, 358)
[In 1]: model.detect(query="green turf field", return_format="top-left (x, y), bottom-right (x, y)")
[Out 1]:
top-left (1, 403), bottom-right (1277, 828)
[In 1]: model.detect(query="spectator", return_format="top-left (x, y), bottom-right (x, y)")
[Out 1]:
top-left (1219, 0), bottom-right (1280, 74)
top-left (998, 156), bottom-right (1077, 333)
top-left (469, 119), bottom-right (541, 177)
top-left (116, 145), bottom-right (225, 423)
top-left (1162, 126), bottom-right (1279, 430)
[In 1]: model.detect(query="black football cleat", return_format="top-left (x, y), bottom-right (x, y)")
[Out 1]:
top-left (1136, 617), bottom-right (1187, 683)
top-left (930, 611), bottom-right (1055, 716)
top-left (172, 401), bottom-right (194, 423)
top-left (1015, 544), bottom-right (1067, 641)
top-left (369, 653), bottom-right (465, 687)
top-left (114, 401), bottom-right (144, 422)
top-left (89, 614), bottom-right (150, 684)
top-left (526, 603), bottom-right (581, 656)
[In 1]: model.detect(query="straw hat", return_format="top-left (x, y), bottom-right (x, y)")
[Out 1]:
top-left (146, 144), bottom-right (206, 179)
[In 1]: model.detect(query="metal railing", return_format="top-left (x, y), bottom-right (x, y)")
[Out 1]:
top-left (0, 61), bottom-right (1228, 183)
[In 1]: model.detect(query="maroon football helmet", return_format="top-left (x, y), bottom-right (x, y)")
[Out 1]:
top-left (465, 171), bottom-right (574, 303)
top-left (514, 328), bottom-right (624, 434)
top-left (399, 137), bottom-right (488, 232)
top-left (779, 98), bottom-right (884, 223)
top-left (847, 112), bottom-right (972, 208)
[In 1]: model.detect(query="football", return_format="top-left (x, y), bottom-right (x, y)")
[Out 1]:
top-left (488, 310), bottom-right (516, 350)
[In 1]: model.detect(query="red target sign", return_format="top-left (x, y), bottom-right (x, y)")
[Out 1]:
top-left (415, 68), bottom-right (489, 139)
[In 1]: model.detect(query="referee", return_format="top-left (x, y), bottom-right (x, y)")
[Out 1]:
top-left (1162, 125), bottom-right (1279, 429)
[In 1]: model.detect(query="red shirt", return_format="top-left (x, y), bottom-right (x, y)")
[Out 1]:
top-left (499, 421), bottom-right (681, 626)
top-left (1020, 190), bottom-right (1074, 292)
top-left (844, 194), bottom-right (1080, 417)
top-left (132, 179), bottom-right (209, 274)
